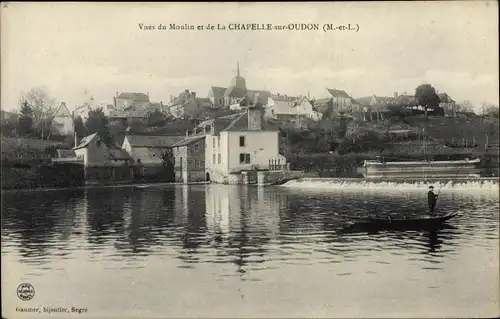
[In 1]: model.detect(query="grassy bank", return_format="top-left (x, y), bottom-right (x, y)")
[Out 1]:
top-left (1, 163), bottom-right (85, 190)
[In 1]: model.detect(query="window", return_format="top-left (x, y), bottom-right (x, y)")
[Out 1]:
top-left (179, 157), bottom-right (182, 167)
top-left (96, 140), bottom-right (101, 148)
top-left (213, 154), bottom-right (216, 164)
top-left (239, 153), bottom-right (250, 164)
top-left (194, 159), bottom-right (198, 168)
top-left (218, 153), bottom-right (221, 164)
top-left (194, 143), bottom-right (199, 152)
top-left (239, 136), bottom-right (245, 147)
top-left (213, 137), bottom-right (216, 148)
top-left (217, 138), bottom-right (220, 148)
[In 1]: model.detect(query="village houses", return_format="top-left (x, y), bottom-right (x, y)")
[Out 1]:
top-left (169, 90), bottom-right (213, 119)
top-left (327, 88), bottom-right (359, 113)
top-left (113, 92), bottom-right (150, 110)
top-left (438, 92), bottom-right (457, 117)
top-left (356, 93), bottom-right (400, 121)
top-left (266, 94), bottom-right (321, 121)
top-left (208, 62), bottom-right (270, 111)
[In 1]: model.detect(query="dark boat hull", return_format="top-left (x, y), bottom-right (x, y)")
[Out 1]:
top-left (346, 212), bottom-right (458, 231)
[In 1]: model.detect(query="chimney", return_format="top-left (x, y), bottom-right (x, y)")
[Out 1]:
top-left (247, 105), bottom-right (264, 131)
top-left (394, 92), bottom-right (398, 98)
top-left (191, 92), bottom-right (196, 99)
top-left (147, 92), bottom-right (149, 96)
top-left (170, 95), bottom-right (173, 102)
top-left (186, 130), bottom-right (189, 137)
top-left (116, 92), bottom-right (119, 97)
top-left (404, 92), bottom-right (407, 96)
top-left (194, 127), bottom-right (197, 134)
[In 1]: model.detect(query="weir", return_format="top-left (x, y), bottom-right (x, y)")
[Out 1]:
top-left (281, 177), bottom-right (499, 193)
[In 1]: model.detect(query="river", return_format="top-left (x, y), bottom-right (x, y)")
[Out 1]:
top-left (2, 181), bottom-right (499, 318)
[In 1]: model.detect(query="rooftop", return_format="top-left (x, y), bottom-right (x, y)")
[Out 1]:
top-left (117, 92), bottom-right (150, 102)
top-left (172, 135), bottom-right (206, 147)
top-left (73, 133), bottom-right (99, 150)
top-left (124, 134), bottom-right (185, 148)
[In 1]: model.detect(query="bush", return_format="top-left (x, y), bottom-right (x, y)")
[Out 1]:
top-left (337, 131), bottom-right (387, 155)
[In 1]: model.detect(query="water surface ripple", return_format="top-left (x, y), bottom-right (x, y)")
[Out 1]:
top-left (2, 184), bottom-right (499, 318)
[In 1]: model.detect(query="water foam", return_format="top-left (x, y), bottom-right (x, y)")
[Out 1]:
top-left (281, 178), bottom-right (499, 194)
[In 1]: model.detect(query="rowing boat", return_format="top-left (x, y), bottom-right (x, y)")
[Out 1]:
top-left (346, 212), bottom-right (458, 231)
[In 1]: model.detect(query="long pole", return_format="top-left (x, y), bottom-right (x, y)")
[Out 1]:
top-left (73, 110), bottom-right (77, 147)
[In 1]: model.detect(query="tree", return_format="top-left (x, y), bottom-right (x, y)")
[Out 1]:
top-left (456, 100), bottom-right (475, 113)
top-left (74, 115), bottom-right (85, 142)
top-left (20, 87), bottom-right (57, 139)
top-left (480, 103), bottom-right (499, 118)
top-left (17, 100), bottom-right (34, 137)
top-left (345, 121), bottom-right (360, 144)
top-left (1, 117), bottom-right (17, 137)
top-left (84, 107), bottom-right (112, 145)
top-left (159, 148), bottom-right (175, 182)
top-left (414, 84), bottom-right (441, 116)
top-left (147, 109), bottom-right (167, 126)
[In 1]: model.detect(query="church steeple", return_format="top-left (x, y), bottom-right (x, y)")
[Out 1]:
top-left (237, 61), bottom-right (240, 77)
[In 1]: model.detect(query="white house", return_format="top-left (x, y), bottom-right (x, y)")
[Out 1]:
top-left (266, 94), bottom-right (299, 118)
top-left (205, 105), bottom-right (286, 184)
top-left (292, 97), bottom-right (323, 121)
top-left (51, 102), bottom-right (74, 135)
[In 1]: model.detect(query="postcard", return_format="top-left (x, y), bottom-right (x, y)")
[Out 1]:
top-left (1, 1), bottom-right (499, 318)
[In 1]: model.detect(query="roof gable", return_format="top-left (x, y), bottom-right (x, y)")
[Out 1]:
top-left (53, 102), bottom-right (72, 118)
top-left (210, 86), bottom-right (227, 96)
top-left (327, 88), bottom-right (351, 98)
top-left (294, 96), bottom-right (312, 106)
top-left (222, 111), bottom-right (280, 132)
top-left (438, 92), bottom-right (454, 103)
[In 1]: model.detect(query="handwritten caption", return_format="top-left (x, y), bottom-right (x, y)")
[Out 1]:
top-left (138, 23), bottom-right (359, 33)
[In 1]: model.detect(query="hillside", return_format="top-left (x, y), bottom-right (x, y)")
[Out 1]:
top-left (278, 114), bottom-right (499, 156)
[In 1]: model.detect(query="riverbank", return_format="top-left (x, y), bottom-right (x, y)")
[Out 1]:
top-left (0, 181), bottom-right (211, 194)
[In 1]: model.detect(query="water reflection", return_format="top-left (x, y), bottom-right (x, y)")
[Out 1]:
top-left (1, 185), bottom-right (499, 273)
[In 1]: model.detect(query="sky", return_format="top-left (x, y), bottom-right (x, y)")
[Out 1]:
top-left (1, 1), bottom-right (498, 114)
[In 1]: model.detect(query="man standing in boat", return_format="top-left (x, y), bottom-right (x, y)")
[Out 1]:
top-left (428, 186), bottom-right (438, 213)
